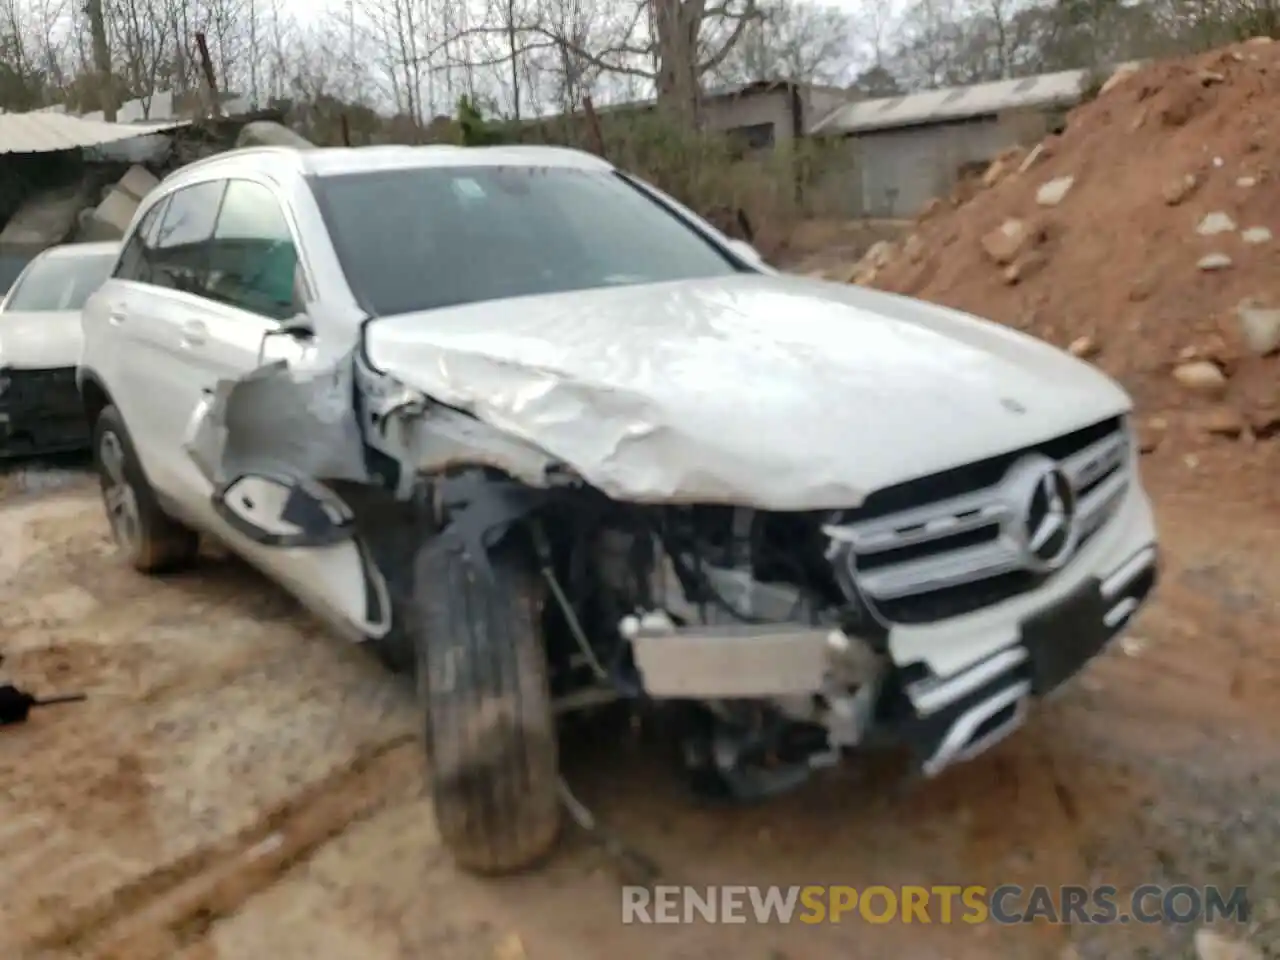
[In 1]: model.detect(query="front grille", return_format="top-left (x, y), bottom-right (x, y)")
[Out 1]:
top-left (826, 416), bottom-right (1131, 625)
top-left (0, 366), bottom-right (86, 453)
top-left (0, 366), bottom-right (78, 410)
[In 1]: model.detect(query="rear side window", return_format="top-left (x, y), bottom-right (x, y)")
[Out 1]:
top-left (205, 180), bottom-right (301, 319)
top-left (150, 181), bottom-right (226, 296)
top-left (114, 196), bottom-right (170, 283)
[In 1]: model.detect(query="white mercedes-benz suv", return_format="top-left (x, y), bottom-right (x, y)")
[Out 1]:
top-left (79, 143), bottom-right (1158, 875)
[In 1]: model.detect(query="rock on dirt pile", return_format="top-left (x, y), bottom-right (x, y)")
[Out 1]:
top-left (837, 38), bottom-right (1280, 500)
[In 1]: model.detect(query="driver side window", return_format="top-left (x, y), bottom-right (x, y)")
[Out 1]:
top-left (206, 180), bottom-right (303, 321)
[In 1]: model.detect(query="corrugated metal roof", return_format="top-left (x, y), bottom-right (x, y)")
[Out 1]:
top-left (0, 111), bottom-right (187, 155)
top-left (811, 68), bottom-right (1102, 135)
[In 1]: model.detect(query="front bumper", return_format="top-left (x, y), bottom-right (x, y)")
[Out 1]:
top-left (890, 544), bottom-right (1157, 776)
top-left (629, 478), bottom-right (1159, 778)
top-left (0, 366), bottom-right (89, 458)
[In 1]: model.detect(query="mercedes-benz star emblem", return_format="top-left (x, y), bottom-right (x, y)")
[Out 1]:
top-left (1023, 465), bottom-right (1077, 568)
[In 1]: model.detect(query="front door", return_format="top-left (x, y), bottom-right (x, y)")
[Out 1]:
top-left (187, 177), bottom-right (393, 642)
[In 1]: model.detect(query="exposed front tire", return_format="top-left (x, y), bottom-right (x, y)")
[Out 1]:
top-left (93, 405), bottom-right (200, 574)
top-left (412, 536), bottom-right (561, 874)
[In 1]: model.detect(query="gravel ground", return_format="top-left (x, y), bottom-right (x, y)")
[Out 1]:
top-left (0, 461), bottom-right (1276, 960)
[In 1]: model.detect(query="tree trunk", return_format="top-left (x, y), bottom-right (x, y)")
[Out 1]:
top-left (86, 0), bottom-right (114, 120)
top-left (653, 0), bottom-right (703, 128)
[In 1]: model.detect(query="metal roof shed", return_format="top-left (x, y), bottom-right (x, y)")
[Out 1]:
top-left (807, 68), bottom-right (1106, 219)
top-left (0, 111), bottom-right (186, 155)
top-left (810, 69), bottom-right (1089, 136)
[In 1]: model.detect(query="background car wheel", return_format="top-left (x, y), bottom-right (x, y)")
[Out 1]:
top-left (412, 535), bottom-right (561, 875)
top-left (93, 405), bottom-right (200, 574)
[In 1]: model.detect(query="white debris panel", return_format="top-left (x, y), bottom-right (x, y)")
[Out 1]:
top-left (0, 111), bottom-right (187, 155)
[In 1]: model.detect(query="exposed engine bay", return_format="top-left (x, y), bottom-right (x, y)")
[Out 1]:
top-left (413, 480), bottom-right (896, 802)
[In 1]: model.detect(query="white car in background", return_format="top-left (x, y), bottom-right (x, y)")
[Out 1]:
top-left (0, 241), bottom-right (119, 457)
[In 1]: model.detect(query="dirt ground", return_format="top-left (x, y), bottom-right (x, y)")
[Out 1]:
top-left (0, 453), bottom-right (1275, 960)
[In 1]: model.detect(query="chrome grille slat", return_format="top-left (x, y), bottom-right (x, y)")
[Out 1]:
top-left (1061, 431), bottom-right (1127, 489)
top-left (827, 418), bottom-right (1132, 625)
top-left (858, 538), bottom-right (1023, 600)
top-left (843, 502), bottom-right (1009, 555)
top-left (828, 488), bottom-right (1002, 550)
top-left (1076, 470), bottom-right (1128, 538)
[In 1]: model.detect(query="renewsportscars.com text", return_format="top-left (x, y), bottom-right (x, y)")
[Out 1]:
top-left (621, 884), bottom-right (1251, 925)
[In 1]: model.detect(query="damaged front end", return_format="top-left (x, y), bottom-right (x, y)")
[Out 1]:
top-left (185, 346), bottom-right (899, 802)
top-left (348, 356), bottom-right (898, 801)
top-left (190, 329), bottom-right (1159, 810)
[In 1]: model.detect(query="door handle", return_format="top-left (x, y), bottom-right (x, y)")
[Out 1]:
top-left (181, 321), bottom-right (207, 347)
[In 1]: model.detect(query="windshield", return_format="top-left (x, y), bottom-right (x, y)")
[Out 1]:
top-left (309, 165), bottom-right (742, 316)
top-left (4, 250), bottom-right (117, 312)
top-left (0, 254), bottom-right (32, 296)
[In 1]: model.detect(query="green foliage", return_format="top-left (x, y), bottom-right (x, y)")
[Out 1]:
top-left (515, 107), bottom-right (846, 254)
top-left (456, 96), bottom-right (510, 146)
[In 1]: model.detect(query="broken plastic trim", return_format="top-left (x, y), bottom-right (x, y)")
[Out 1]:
top-left (185, 355), bottom-right (372, 491)
top-left (435, 472), bottom-right (550, 577)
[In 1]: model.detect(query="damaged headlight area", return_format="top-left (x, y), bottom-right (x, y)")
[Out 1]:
top-left (522, 496), bottom-right (892, 802)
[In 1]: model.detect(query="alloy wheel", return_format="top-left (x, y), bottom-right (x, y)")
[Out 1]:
top-left (99, 430), bottom-right (141, 552)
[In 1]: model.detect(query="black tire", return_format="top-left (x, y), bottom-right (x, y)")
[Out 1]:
top-left (412, 536), bottom-right (561, 874)
top-left (93, 405), bottom-right (200, 574)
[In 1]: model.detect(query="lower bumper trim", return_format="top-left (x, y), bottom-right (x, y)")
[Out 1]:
top-left (896, 543), bottom-right (1160, 775)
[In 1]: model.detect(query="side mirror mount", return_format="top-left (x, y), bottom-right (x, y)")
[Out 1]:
top-left (257, 311), bottom-right (315, 364)
top-left (279, 311), bottom-right (315, 341)
top-left (726, 238), bottom-right (764, 265)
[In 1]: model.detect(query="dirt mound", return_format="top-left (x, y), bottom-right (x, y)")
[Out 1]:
top-left (845, 38), bottom-right (1280, 506)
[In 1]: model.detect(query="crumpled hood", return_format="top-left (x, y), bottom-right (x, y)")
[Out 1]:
top-left (0, 310), bottom-right (82, 369)
top-left (363, 274), bottom-right (1131, 509)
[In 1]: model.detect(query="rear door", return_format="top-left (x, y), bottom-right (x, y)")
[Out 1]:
top-left (82, 191), bottom-right (177, 485)
top-left (116, 180), bottom-right (227, 501)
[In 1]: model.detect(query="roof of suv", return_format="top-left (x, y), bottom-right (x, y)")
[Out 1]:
top-left (165, 143), bottom-right (615, 192)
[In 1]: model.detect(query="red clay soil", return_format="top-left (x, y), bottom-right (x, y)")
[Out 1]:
top-left (863, 38), bottom-right (1280, 510)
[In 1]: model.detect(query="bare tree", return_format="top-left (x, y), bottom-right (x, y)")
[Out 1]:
top-left (0, 0), bottom-right (44, 109)
top-left (709, 0), bottom-right (857, 85)
top-left (445, 0), bottom-right (761, 125)
top-left (357, 0), bottom-right (431, 123)
top-left (106, 0), bottom-right (177, 116)
top-left (200, 0), bottom-right (251, 102)
top-left (856, 0), bottom-right (899, 68)
top-left (537, 0), bottom-right (605, 111)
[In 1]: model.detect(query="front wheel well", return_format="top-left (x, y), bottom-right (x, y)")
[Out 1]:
top-left (80, 375), bottom-right (112, 428)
